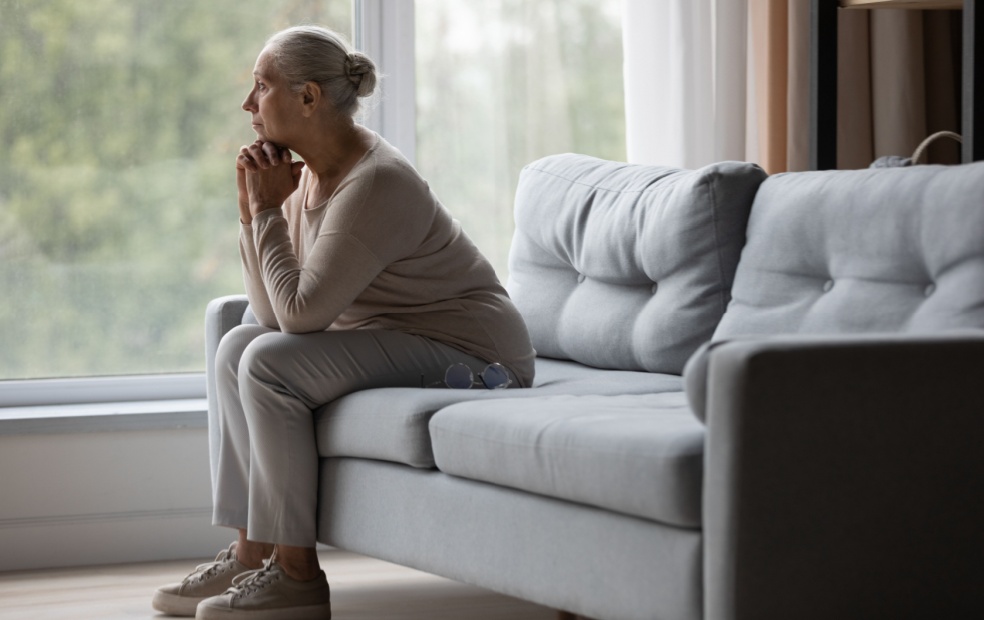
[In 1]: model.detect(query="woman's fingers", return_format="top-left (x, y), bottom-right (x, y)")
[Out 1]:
top-left (244, 149), bottom-right (303, 215)
top-left (237, 140), bottom-right (291, 179)
top-left (260, 141), bottom-right (282, 165)
top-left (247, 142), bottom-right (269, 168)
top-left (240, 140), bottom-right (285, 170)
top-left (238, 145), bottom-right (259, 172)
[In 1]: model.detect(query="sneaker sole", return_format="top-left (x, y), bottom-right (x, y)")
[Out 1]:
top-left (195, 601), bottom-right (331, 620)
top-left (152, 590), bottom-right (205, 617)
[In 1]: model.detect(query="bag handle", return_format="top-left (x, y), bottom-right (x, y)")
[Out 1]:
top-left (910, 131), bottom-right (962, 165)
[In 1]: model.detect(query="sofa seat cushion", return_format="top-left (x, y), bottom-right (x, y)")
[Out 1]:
top-left (429, 392), bottom-right (704, 527)
top-left (314, 358), bottom-right (684, 469)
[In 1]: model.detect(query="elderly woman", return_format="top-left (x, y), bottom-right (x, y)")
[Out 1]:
top-left (153, 25), bottom-right (535, 620)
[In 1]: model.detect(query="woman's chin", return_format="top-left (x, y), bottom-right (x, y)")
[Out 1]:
top-left (256, 134), bottom-right (289, 151)
top-left (252, 125), bottom-right (270, 141)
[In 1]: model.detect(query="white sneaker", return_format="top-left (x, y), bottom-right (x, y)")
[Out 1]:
top-left (195, 556), bottom-right (331, 620)
top-left (152, 542), bottom-right (252, 617)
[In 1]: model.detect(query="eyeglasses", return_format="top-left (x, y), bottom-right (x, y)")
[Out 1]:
top-left (426, 362), bottom-right (513, 390)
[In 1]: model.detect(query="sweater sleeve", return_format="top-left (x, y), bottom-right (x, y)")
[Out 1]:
top-left (250, 209), bottom-right (387, 333)
top-left (239, 221), bottom-right (280, 329)
top-left (249, 153), bottom-right (432, 334)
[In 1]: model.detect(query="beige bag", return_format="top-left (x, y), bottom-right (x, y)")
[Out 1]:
top-left (869, 131), bottom-right (963, 168)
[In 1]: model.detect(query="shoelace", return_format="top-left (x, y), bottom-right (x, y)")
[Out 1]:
top-left (230, 559), bottom-right (280, 599)
top-left (185, 545), bottom-right (236, 584)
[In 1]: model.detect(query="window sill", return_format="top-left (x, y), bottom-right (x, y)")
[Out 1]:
top-left (0, 399), bottom-right (208, 435)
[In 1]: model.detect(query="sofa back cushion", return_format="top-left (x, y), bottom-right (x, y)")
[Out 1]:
top-left (715, 162), bottom-right (984, 339)
top-left (507, 154), bottom-right (767, 374)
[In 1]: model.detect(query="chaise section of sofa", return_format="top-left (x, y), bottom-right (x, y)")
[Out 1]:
top-left (691, 161), bottom-right (984, 620)
top-left (700, 332), bottom-right (984, 620)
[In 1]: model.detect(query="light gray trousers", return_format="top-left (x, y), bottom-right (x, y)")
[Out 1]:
top-left (209, 324), bottom-right (494, 547)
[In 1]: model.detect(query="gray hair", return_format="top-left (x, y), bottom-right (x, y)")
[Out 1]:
top-left (264, 26), bottom-right (377, 118)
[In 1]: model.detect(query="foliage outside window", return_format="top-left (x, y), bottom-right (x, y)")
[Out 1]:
top-left (0, 0), bottom-right (350, 380)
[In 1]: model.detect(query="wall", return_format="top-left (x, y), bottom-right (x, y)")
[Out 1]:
top-left (0, 408), bottom-right (229, 572)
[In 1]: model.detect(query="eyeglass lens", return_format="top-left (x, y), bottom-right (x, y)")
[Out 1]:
top-left (444, 364), bottom-right (476, 389)
top-left (479, 363), bottom-right (510, 389)
top-left (443, 363), bottom-right (511, 390)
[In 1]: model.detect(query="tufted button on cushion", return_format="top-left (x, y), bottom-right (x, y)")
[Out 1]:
top-left (507, 154), bottom-right (767, 374)
top-left (715, 162), bottom-right (984, 339)
top-left (822, 279), bottom-right (834, 293)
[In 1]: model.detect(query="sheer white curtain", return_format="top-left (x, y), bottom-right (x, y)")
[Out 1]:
top-left (622, 0), bottom-right (748, 169)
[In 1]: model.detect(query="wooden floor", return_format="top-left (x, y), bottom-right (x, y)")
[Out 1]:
top-left (0, 549), bottom-right (559, 620)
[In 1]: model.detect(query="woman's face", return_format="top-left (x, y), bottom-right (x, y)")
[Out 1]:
top-left (242, 47), bottom-right (299, 146)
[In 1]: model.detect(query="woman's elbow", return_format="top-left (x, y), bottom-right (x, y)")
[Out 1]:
top-left (275, 313), bottom-right (330, 334)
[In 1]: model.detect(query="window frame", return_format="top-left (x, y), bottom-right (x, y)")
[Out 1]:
top-left (354, 0), bottom-right (417, 166)
top-left (0, 374), bottom-right (206, 408)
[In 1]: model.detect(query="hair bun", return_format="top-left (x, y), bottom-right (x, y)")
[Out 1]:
top-left (344, 52), bottom-right (377, 97)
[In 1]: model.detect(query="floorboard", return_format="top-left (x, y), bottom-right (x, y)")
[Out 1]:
top-left (0, 549), bottom-right (558, 619)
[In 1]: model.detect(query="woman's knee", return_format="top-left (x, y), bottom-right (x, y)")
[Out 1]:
top-left (237, 332), bottom-right (295, 388)
top-left (237, 332), bottom-right (325, 416)
top-left (238, 332), bottom-right (352, 410)
top-left (217, 325), bottom-right (275, 379)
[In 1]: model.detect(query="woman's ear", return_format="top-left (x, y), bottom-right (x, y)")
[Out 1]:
top-left (300, 82), bottom-right (321, 117)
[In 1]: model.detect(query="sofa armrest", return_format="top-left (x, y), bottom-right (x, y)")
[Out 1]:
top-left (204, 295), bottom-right (249, 484)
top-left (702, 333), bottom-right (984, 620)
top-left (205, 295), bottom-right (250, 398)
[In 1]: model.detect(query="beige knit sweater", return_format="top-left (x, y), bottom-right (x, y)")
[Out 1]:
top-left (239, 133), bottom-right (535, 386)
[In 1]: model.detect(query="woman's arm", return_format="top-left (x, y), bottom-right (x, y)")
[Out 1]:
top-left (250, 216), bottom-right (386, 333)
top-left (248, 155), bottom-right (430, 334)
top-left (239, 224), bottom-right (280, 329)
top-left (236, 140), bottom-right (305, 330)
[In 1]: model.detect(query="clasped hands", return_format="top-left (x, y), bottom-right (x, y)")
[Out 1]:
top-left (236, 140), bottom-right (306, 225)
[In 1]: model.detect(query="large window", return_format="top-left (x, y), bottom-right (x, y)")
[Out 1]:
top-left (0, 0), bottom-right (351, 380)
top-left (0, 0), bottom-right (623, 384)
top-left (415, 0), bottom-right (625, 277)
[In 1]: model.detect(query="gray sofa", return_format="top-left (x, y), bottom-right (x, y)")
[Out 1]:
top-left (205, 154), bottom-right (984, 620)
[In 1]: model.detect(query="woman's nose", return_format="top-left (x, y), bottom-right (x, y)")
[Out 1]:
top-left (242, 90), bottom-right (255, 112)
